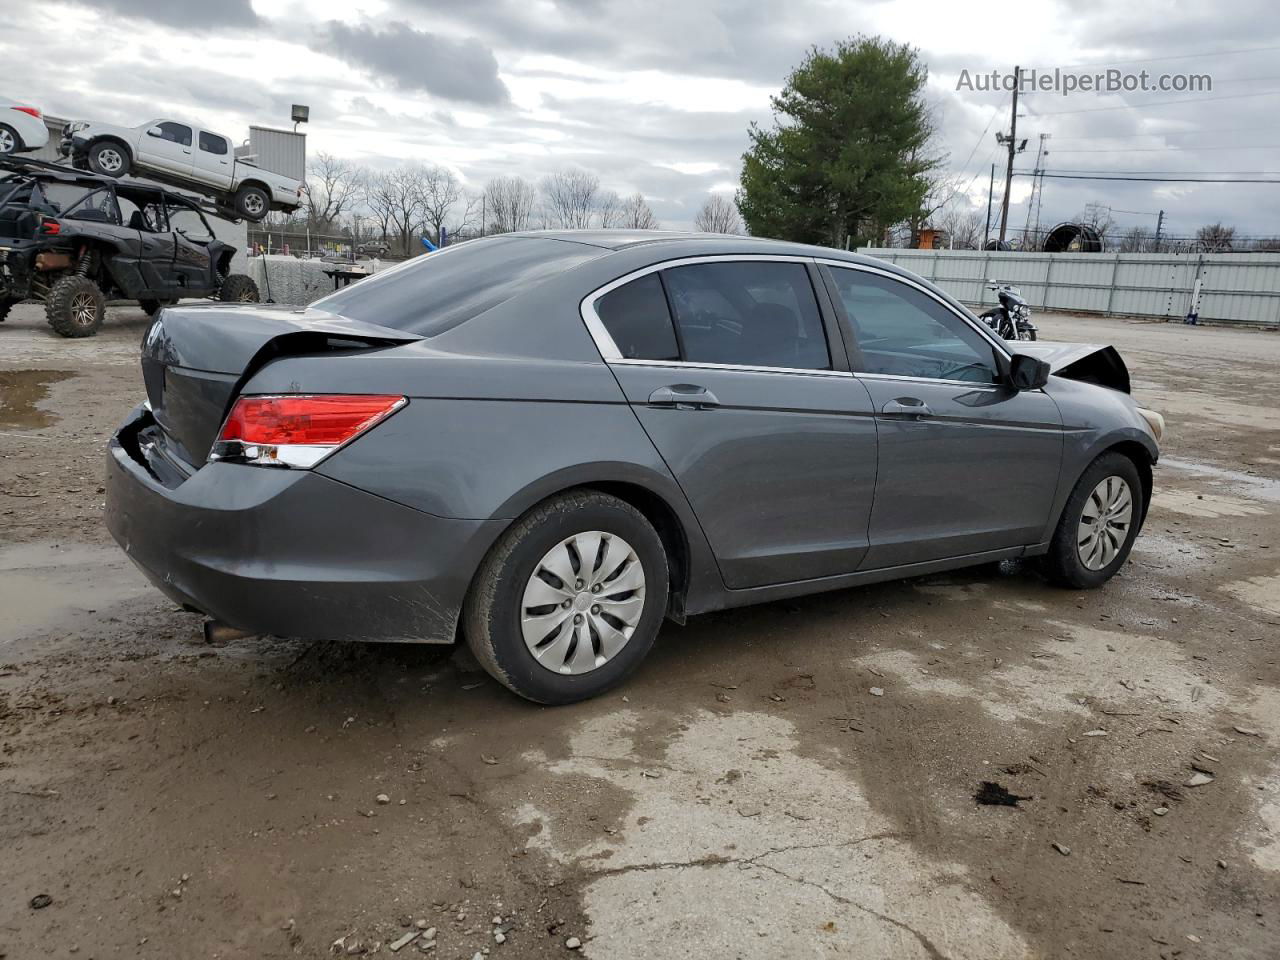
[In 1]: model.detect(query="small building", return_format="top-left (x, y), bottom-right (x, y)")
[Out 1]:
top-left (916, 228), bottom-right (947, 250)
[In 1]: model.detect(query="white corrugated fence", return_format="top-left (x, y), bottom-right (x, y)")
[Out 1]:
top-left (859, 248), bottom-right (1280, 327)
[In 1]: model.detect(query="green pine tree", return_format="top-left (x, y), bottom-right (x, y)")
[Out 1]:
top-left (737, 36), bottom-right (942, 248)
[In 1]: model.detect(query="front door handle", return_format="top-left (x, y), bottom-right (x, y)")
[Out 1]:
top-left (648, 384), bottom-right (719, 410)
top-left (881, 397), bottom-right (932, 418)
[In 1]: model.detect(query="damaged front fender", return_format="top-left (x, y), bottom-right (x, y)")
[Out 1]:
top-left (1014, 342), bottom-right (1131, 394)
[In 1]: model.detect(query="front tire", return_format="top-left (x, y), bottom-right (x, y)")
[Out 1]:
top-left (1040, 452), bottom-right (1144, 589)
top-left (46, 275), bottom-right (105, 338)
top-left (87, 140), bottom-right (129, 178)
top-left (464, 491), bottom-right (670, 704)
top-left (217, 274), bottom-right (259, 303)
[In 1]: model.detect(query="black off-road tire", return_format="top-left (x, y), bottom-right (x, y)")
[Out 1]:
top-left (1039, 452), bottom-right (1144, 589)
top-left (217, 274), bottom-right (260, 303)
top-left (139, 298), bottom-right (175, 316)
top-left (87, 140), bottom-right (129, 178)
top-left (0, 299), bottom-right (13, 322)
top-left (46, 275), bottom-right (105, 338)
top-left (233, 185), bottom-right (270, 221)
top-left (464, 490), bottom-right (670, 705)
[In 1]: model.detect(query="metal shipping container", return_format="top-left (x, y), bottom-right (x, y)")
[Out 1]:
top-left (236, 126), bottom-right (306, 181)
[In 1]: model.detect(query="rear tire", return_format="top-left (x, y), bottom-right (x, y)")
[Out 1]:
top-left (46, 275), bottom-right (105, 338)
top-left (233, 186), bottom-right (270, 221)
top-left (139, 298), bottom-right (175, 316)
top-left (0, 123), bottom-right (20, 156)
top-left (217, 274), bottom-right (259, 303)
top-left (1040, 452), bottom-right (1144, 589)
top-left (0, 298), bottom-right (13, 322)
top-left (464, 491), bottom-right (669, 704)
top-left (87, 140), bottom-right (129, 178)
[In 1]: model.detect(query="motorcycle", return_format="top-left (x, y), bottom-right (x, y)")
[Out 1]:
top-left (979, 281), bottom-right (1038, 341)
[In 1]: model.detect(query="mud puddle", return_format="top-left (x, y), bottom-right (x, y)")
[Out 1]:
top-left (0, 369), bottom-right (74, 429)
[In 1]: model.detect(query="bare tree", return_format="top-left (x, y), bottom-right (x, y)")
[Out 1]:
top-left (541, 169), bottom-right (599, 229)
top-left (484, 175), bottom-right (537, 234)
top-left (1119, 226), bottom-right (1153, 253)
top-left (933, 206), bottom-right (982, 249)
top-left (1196, 222), bottom-right (1236, 252)
top-left (596, 190), bottom-right (623, 228)
top-left (362, 166), bottom-right (428, 256)
top-left (417, 166), bottom-right (463, 246)
top-left (693, 194), bottom-right (742, 234)
top-left (1078, 202), bottom-right (1117, 246)
top-left (620, 192), bottom-right (659, 230)
top-left (363, 171), bottom-right (398, 247)
top-left (305, 152), bottom-right (362, 230)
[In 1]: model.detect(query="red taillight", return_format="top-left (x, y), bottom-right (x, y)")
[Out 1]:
top-left (39, 218), bottom-right (60, 235)
top-left (213, 394), bottom-right (405, 468)
top-left (11, 106), bottom-right (41, 119)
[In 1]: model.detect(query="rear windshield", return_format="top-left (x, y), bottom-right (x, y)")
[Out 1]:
top-left (311, 235), bottom-right (603, 336)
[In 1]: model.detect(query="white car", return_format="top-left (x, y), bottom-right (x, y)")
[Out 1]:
top-left (0, 100), bottom-right (49, 155)
top-left (60, 118), bottom-right (304, 221)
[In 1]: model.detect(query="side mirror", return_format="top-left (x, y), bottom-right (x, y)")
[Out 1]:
top-left (1008, 354), bottom-right (1050, 391)
top-left (147, 126), bottom-right (163, 137)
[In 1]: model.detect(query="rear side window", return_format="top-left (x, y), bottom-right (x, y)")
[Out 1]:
top-left (663, 261), bottom-right (830, 370)
top-left (198, 132), bottom-right (228, 155)
top-left (311, 235), bottom-right (602, 336)
top-left (595, 273), bottom-right (679, 361)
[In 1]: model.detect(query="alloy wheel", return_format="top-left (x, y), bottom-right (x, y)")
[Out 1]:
top-left (0, 128), bottom-right (14, 154)
top-left (243, 193), bottom-right (265, 216)
top-left (96, 148), bottom-right (124, 173)
top-left (521, 531), bottom-right (646, 675)
top-left (71, 292), bottom-right (99, 328)
top-left (1077, 476), bottom-right (1133, 570)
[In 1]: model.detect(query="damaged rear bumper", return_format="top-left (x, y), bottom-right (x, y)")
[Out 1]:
top-left (104, 404), bottom-right (504, 643)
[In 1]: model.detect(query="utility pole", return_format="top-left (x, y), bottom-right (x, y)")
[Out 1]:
top-left (997, 65), bottom-right (1026, 245)
top-left (1154, 209), bottom-right (1165, 251)
top-left (984, 163), bottom-right (995, 246)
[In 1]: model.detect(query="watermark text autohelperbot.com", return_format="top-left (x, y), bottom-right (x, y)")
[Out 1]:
top-left (956, 68), bottom-right (1212, 97)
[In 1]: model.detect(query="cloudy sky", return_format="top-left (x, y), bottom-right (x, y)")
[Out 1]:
top-left (5, 0), bottom-right (1280, 238)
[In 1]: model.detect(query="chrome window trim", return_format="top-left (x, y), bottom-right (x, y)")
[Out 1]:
top-left (580, 254), bottom-right (833, 372)
top-left (853, 371), bottom-right (1005, 390)
top-left (609, 357), bottom-right (854, 378)
top-left (814, 258), bottom-right (1014, 362)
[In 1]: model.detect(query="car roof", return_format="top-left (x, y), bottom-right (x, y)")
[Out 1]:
top-left (501, 228), bottom-right (907, 272)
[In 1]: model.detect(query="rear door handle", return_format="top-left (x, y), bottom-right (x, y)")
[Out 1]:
top-left (881, 397), bottom-right (932, 418)
top-left (648, 384), bottom-right (719, 410)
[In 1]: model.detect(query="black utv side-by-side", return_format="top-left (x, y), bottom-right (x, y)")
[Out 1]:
top-left (0, 157), bottom-right (259, 337)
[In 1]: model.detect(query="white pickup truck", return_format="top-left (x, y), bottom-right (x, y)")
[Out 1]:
top-left (60, 119), bottom-right (304, 221)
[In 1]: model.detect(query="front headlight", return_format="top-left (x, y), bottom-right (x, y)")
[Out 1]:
top-left (1136, 407), bottom-right (1165, 443)
top-left (65, 121), bottom-right (89, 134)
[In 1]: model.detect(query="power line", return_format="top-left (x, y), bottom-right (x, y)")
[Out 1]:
top-left (1049, 44), bottom-right (1280, 71)
top-left (1051, 144), bottom-right (1280, 153)
top-left (1049, 127), bottom-right (1253, 141)
top-left (1019, 172), bottom-right (1280, 183)
top-left (1026, 88), bottom-right (1280, 117)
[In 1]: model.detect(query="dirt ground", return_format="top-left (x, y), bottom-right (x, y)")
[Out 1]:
top-left (1, 301), bottom-right (1278, 960)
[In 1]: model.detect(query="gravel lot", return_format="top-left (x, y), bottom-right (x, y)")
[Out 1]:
top-left (1, 302), bottom-right (1278, 959)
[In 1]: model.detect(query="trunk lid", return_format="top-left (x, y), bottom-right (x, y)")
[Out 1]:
top-left (141, 303), bottom-right (419, 467)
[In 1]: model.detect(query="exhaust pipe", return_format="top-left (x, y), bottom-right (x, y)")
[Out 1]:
top-left (203, 619), bottom-right (255, 645)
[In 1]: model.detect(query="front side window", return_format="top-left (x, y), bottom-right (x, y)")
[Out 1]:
top-left (662, 261), bottom-right (830, 370)
top-left (198, 132), bottom-right (228, 155)
top-left (829, 268), bottom-right (1000, 383)
top-left (152, 122), bottom-right (192, 146)
top-left (595, 273), bottom-right (679, 361)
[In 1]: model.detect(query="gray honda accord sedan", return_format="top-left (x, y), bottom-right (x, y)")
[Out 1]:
top-left (105, 231), bottom-right (1163, 703)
